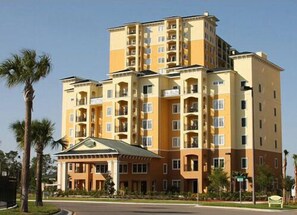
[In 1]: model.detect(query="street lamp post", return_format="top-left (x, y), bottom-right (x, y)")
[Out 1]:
top-left (241, 85), bottom-right (256, 205)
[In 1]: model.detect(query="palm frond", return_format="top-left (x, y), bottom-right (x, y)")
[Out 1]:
top-left (9, 120), bottom-right (25, 149)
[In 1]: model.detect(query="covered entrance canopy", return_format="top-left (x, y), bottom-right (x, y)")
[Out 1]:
top-left (56, 137), bottom-right (161, 191)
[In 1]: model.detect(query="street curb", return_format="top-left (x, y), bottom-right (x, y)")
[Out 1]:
top-left (54, 208), bottom-right (73, 215)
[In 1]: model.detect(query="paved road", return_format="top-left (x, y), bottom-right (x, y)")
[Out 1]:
top-left (48, 201), bottom-right (297, 215)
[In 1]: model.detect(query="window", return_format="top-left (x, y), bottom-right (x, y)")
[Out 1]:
top-left (143, 103), bottom-right (153, 113)
top-left (259, 103), bottom-right (262, 111)
top-left (158, 47), bottom-right (164, 53)
top-left (143, 85), bottom-right (153, 94)
top-left (258, 84), bottom-right (262, 93)
top-left (259, 156), bottom-right (263, 166)
top-left (213, 158), bottom-right (225, 169)
top-left (241, 81), bottom-right (247, 87)
top-left (172, 103), bottom-right (180, 114)
top-left (163, 163), bottom-right (168, 174)
top-left (172, 159), bottom-right (180, 170)
top-left (144, 38), bottom-right (151, 44)
top-left (275, 140), bottom-right (278, 149)
top-left (69, 129), bottom-right (74, 137)
top-left (241, 100), bottom-right (246, 109)
top-left (172, 120), bottom-right (180, 130)
top-left (214, 117), bottom-right (224, 128)
top-left (158, 36), bottom-right (165, 42)
top-left (213, 99), bottom-right (224, 110)
top-left (119, 164), bottom-right (128, 174)
top-left (242, 135), bottom-right (247, 145)
top-left (260, 137), bottom-right (263, 146)
top-left (158, 25), bottom-right (164, 32)
top-left (213, 80), bottom-right (224, 85)
top-left (145, 59), bottom-right (151, 65)
top-left (132, 163), bottom-right (147, 173)
top-left (96, 164), bottom-right (108, 173)
top-left (274, 90), bottom-right (277, 99)
top-left (106, 107), bottom-right (112, 116)
top-left (158, 57), bottom-right (165, 63)
top-left (214, 134), bottom-right (224, 145)
top-left (274, 108), bottom-right (277, 116)
top-left (142, 136), bottom-right (152, 147)
top-left (68, 163), bottom-right (73, 171)
top-left (145, 48), bottom-right (151, 54)
top-left (106, 122), bottom-right (112, 132)
top-left (259, 120), bottom-right (262, 129)
top-left (107, 89), bottom-right (113, 98)
top-left (241, 158), bottom-right (248, 169)
top-left (163, 180), bottom-right (168, 191)
top-left (145, 27), bottom-right (151, 33)
top-left (274, 124), bottom-right (277, 132)
top-left (142, 120), bottom-right (152, 130)
top-left (172, 137), bottom-right (180, 148)
top-left (274, 158), bottom-right (278, 169)
top-left (172, 180), bottom-right (181, 191)
top-left (241, 118), bottom-right (246, 127)
top-left (69, 114), bottom-right (74, 122)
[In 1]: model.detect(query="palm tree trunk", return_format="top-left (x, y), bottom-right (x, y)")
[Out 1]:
top-left (20, 96), bottom-right (32, 212)
top-left (35, 146), bottom-right (43, 206)
top-left (282, 159), bottom-right (287, 204)
top-left (295, 168), bottom-right (297, 203)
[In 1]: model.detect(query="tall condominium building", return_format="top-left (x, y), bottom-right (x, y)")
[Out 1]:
top-left (57, 13), bottom-right (283, 194)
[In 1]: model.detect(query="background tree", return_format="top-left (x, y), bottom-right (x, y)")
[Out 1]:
top-left (0, 49), bottom-right (51, 212)
top-left (283, 149), bottom-right (289, 204)
top-left (293, 154), bottom-right (297, 203)
top-left (255, 164), bottom-right (274, 195)
top-left (208, 168), bottom-right (229, 200)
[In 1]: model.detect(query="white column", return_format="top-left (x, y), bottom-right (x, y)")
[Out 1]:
top-left (113, 160), bottom-right (119, 191)
top-left (59, 162), bottom-right (68, 191)
top-left (57, 161), bottom-right (62, 190)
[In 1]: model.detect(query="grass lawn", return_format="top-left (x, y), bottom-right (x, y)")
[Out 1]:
top-left (0, 201), bottom-right (60, 215)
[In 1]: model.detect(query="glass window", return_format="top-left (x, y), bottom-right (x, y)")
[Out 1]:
top-left (241, 158), bottom-right (248, 169)
top-left (172, 159), bottom-right (180, 170)
top-left (119, 164), bottom-right (128, 174)
top-left (106, 122), bottom-right (112, 132)
top-left (213, 158), bottom-right (225, 168)
top-left (107, 90), bottom-right (113, 98)
top-left (241, 118), bottom-right (246, 127)
top-left (172, 137), bottom-right (180, 148)
top-left (172, 120), bottom-right (180, 130)
top-left (242, 135), bottom-right (247, 145)
top-left (158, 57), bottom-right (165, 63)
top-left (142, 120), bottom-right (152, 130)
top-left (163, 180), bottom-right (168, 191)
top-left (95, 164), bottom-right (108, 173)
top-left (132, 164), bottom-right (147, 173)
top-left (214, 117), bottom-right (224, 128)
top-left (143, 85), bottom-right (153, 94)
top-left (69, 114), bottom-right (74, 122)
top-left (158, 47), bottom-right (164, 53)
top-left (172, 103), bottom-right (180, 114)
top-left (241, 100), bottom-right (246, 109)
top-left (142, 136), bottom-right (152, 147)
top-left (213, 99), bottom-right (224, 110)
top-left (214, 134), bottom-right (224, 145)
top-left (143, 103), bottom-right (153, 113)
top-left (163, 163), bottom-right (168, 174)
top-left (106, 107), bottom-right (112, 116)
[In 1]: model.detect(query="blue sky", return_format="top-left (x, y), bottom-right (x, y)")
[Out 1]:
top-left (0, 0), bottom-right (296, 176)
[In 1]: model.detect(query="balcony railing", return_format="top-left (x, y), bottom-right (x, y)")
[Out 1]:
top-left (115, 126), bottom-right (128, 133)
top-left (76, 98), bottom-right (87, 106)
top-left (184, 164), bottom-right (198, 172)
top-left (76, 116), bottom-right (87, 122)
top-left (185, 86), bottom-right (198, 94)
top-left (185, 125), bottom-right (199, 131)
top-left (116, 109), bottom-right (128, 116)
top-left (184, 141), bottom-right (199, 148)
top-left (90, 97), bottom-right (103, 105)
top-left (185, 107), bottom-right (198, 113)
top-left (116, 90), bottom-right (128, 97)
top-left (162, 89), bottom-right (180, 97)
top-left (75, 131), bottom-right (86, 138)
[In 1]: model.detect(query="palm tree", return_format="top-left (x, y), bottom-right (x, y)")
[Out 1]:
top-left (10, 119), bottom-right (66, 206)
top-left (283, 150), bottom-right (289, 204)
top-left (293, 154), bottom-right (297, 203)
top-left (31, 119), bottom-right (66, 206)
top-left (1, 49), bottom-right (51, 212)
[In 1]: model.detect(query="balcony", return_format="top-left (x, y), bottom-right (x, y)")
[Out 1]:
top-left (185, 124), bottom-right (199, 131)
top-left (127, 41), bottom-right (136, 46)
top-left (76, 98), bottom-right (87, 106)
top-left (76, 116), bottom-right (86, 122)
top-left (185, 86), bottom-right (198, 94)
top-left (75, 131), bottom-right (86, 138)
top-left (90, 97), bottom-right (103, 105)
top-left (184, 141), bottom-right (198, 148)
top-left (116, 109), bottom-right (128, 116)
top-left (186, 107), bottom-right (198, 113)
top-left (162, 89), bottom-right (180, 97)
top-left (128, 30), bottom-right (136, 35)
top-left (115, 126), bottom-right (128, 133)
top-left (184, 164), bottom-right (198, 172)
top-left (167, 35), bottom-right (177, 41)
top-left (116, 90), bottom-right (128, 98)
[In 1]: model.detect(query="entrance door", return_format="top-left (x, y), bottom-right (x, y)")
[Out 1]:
top-left (141, 181), bottom-right (147, 194)
top-left (193, 180), bottom-right (198, 193)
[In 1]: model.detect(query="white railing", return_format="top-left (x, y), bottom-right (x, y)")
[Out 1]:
top-left (162, 89), bottom-right (180, 97)
top-left (90, 97), bottom-right (103, 105)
